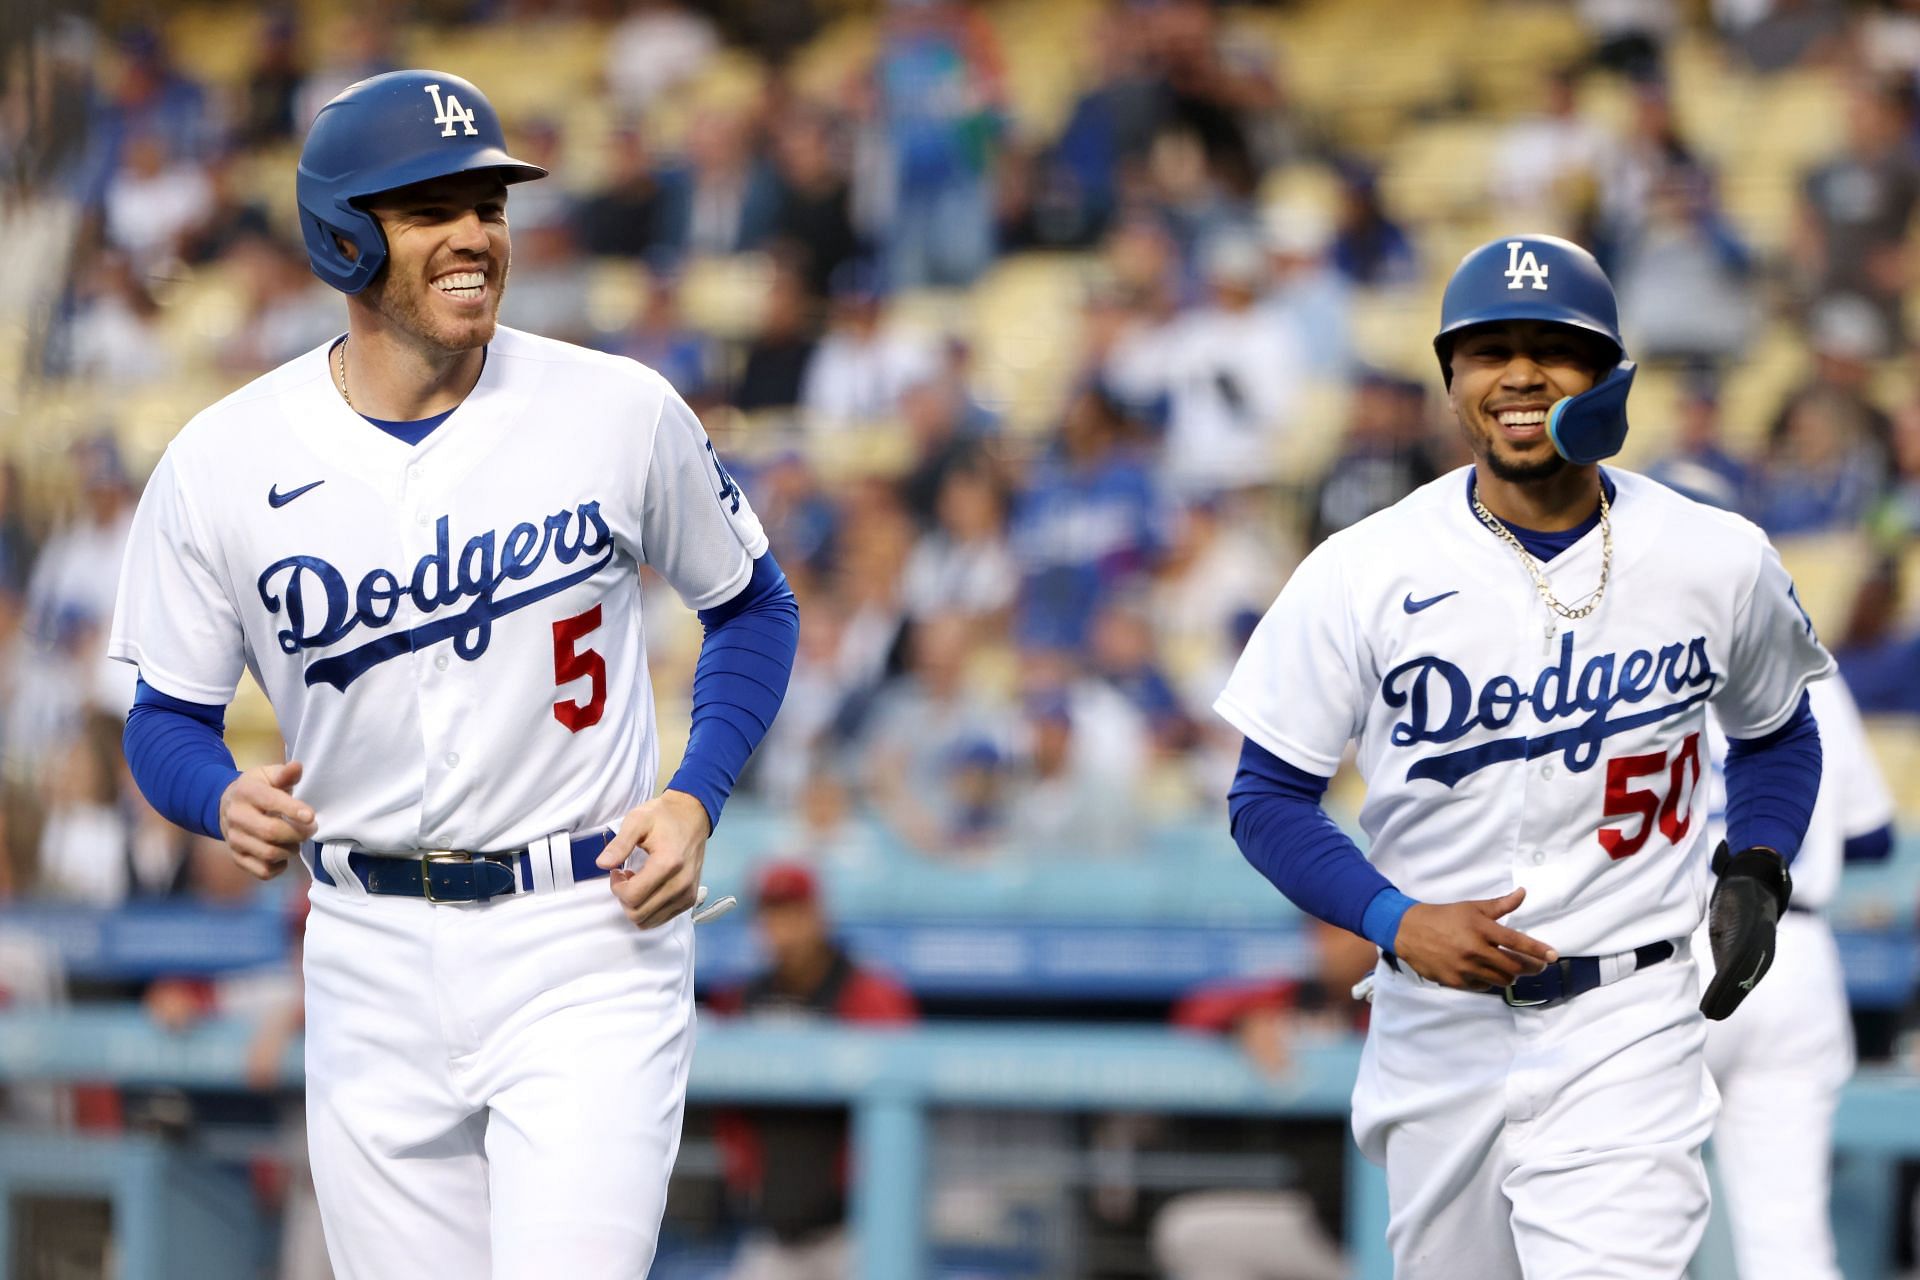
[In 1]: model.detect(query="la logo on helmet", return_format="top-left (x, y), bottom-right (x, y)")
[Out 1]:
top-left (1503, 241), bottom-right (1550, 291)
top-left (424, 83), bottom-right (478, 138)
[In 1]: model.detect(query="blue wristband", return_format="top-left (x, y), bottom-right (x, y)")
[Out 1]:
top-left (1360, 887), bottom-right (1419, 955)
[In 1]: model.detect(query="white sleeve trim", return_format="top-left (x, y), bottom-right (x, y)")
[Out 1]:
top-left (1731, 658), bottom-right (1837, 741)
top-left (680, 555), bottom-right (756, 614)
top-left (110, 642), bottom-right (238, 707)
top-left (1213, 692), bottom-right (1343, 777)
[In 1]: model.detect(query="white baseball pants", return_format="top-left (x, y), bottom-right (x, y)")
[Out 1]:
top-left (302, 877), bottom-right (696, 1279)
top-left (1700, 910), bottom-right (1853, 1280)
top-left (1353, 944), bottom-right (1716, 1279)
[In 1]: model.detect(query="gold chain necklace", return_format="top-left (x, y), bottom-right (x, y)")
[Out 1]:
top-left (335, 338), bottom-right (352, 409)
top-left (1470, 480), bottom-right (1612, 622)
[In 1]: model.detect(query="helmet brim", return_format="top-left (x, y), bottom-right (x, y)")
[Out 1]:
top-left (1433, 314), bottom-right (1624, 379)
top-left (343, 153), bottom-right (548, 205)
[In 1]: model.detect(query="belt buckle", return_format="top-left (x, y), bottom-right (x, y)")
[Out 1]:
top-left (420, 850), bottom-right (471, 903)
top-left (1501, 982), bottom-right (1551, 1008)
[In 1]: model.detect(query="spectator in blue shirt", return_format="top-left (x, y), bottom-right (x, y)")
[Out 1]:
top-left (1646, 376), bottom-right (1753, 516)
top-left (1751, 386), bottom-right (1884, 536)
top-left (1327, 165), bottom-right (1417, 289)
top-left (876, 0), bottom-right (1005, 287)
top-left (1012, 386), bottom-right (1168, 652)
top-left (75, 26), bottom-right (214, 208)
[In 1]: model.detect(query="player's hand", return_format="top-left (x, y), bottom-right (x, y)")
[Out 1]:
top-left (1391, 888), bottom-right (1558, 991)
top-left (598, 789), bottom-right (713, 930)
top-left (219, 762), bottom-right (316, 881)
top-left (1699, 843), bottom-right (1790, 1021)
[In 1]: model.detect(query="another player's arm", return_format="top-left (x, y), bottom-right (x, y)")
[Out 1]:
top-left (123, 678), bottom-right (315, 880)
top-left (1229, 739), bottom-right (1556, 991)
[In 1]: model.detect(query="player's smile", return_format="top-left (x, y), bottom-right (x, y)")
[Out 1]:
top-left (430, 267), bottom-right (490, 307)
top-left (1486, 399), bottom-right (1555, 445)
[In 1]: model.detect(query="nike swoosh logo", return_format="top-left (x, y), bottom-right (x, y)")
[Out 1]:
top-left (268, 480), bottom-right (325, 509)
top-left (1403, 590), bottom-right (1459, 614)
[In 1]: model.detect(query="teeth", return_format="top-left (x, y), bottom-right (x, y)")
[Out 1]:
top-left (1497, 410), bottom-right (1547, 426)
top-left (434, 272), bottom-right (485, 297)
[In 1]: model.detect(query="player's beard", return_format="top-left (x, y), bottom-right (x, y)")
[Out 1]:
top-left (363, 253), bottom-right (509, 356)
top-left (1482, 442), bottom-right (1566, 484)
top-left (1467, 415), bottom-right (1567, 485)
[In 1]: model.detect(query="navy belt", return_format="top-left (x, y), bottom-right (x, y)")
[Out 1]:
top-left (308, 831), bottom-right (615, 903)
top-left (1385, 940), bottom-right (1675, 1009)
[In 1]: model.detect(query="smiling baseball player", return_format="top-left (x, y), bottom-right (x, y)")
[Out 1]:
top-left (108, 71), bottom-right (798, 1278)
top-left (1216, 235), bottom-right (1831, 1278)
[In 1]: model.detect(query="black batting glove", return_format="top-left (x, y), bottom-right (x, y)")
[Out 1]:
top-left (1698, 842), bottom-right (1792, 1022)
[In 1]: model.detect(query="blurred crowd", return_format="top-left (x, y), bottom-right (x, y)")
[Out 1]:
top-left (4, 0), bottom-right (1920, 1274)
top-left (3, 0), bottom-right (1919, 911)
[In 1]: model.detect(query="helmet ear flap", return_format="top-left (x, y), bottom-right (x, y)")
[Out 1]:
top-left (1546, 360), bottom-right (1636, 465)
top-left (299, 201), bottom-right (388, 295)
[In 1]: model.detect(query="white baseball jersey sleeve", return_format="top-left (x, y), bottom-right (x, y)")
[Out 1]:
top-left (109, 327), bottom-right (767, 853)
top-left (1216, 467), bottom-right (1834, 956)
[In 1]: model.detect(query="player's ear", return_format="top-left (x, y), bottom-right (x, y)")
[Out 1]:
top-left (333, 234), bottom-right (359, 263)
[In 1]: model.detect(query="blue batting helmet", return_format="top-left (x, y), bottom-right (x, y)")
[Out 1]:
top-left (296, 70), bottom-right (546, 295)
top-left (1434, 234), bottom-right (1636, 465)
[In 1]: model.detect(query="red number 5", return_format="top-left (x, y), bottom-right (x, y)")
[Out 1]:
top-left (1598, 732), bottom-right (1702, 860)
top-left (552, 605), bottom-right (607, 733)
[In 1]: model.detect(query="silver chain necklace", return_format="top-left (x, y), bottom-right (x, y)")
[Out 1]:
top-left (1470, 479), bottom-right (1612, 622)
top-left (335, 338), bottom-right (352, 410)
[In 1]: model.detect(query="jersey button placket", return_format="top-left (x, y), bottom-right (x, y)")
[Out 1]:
top-left (400, 462), bottom-right (457, 828)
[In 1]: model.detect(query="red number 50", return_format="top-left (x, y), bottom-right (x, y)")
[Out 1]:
top-left (552, 605), bottom-right (607, 732)
top-left (1598, 732), bottom-right (1702, 860)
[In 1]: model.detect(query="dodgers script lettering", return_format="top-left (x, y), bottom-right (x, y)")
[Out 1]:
top-left (1382, 630), bottom-right (1717, 786)
top-left (257, 500), bottom-right (615, 690)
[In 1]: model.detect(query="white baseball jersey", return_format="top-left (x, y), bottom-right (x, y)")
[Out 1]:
top-left (108, 326), bottom-right (767, 852)
top-left (1216, 466), bottom-right (1833, 958)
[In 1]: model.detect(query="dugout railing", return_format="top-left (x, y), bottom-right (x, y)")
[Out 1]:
top-left (4, 1011), bottom-right (1920, 1278)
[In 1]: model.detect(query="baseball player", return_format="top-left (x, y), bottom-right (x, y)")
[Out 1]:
top-left (1215, 234), bottom-right (1832, 1278)
top-left (108, 71), bottom-right (799, 1278)
top-left (1699, 673), bottom-right (1893, 1280)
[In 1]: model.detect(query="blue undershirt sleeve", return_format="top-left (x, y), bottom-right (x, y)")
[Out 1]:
top-left (1227, 738), bottom-right (1417, 952)
top-left (123, 678), bottom-right (240, 839)
top-left (665, 551), bottom-right (800, 831)
top-left (1723, 691), bottom-right (1822, 864)
top-left (1844, 824), bottom-right (1894, 865)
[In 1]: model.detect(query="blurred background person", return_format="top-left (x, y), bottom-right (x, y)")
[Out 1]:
top-left (1792, 78), bottom-right (1918, 356)
top-left (710, 862), bottom-right (917, 1280)
top-left (872, 0), bottom-right (1006, 288)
